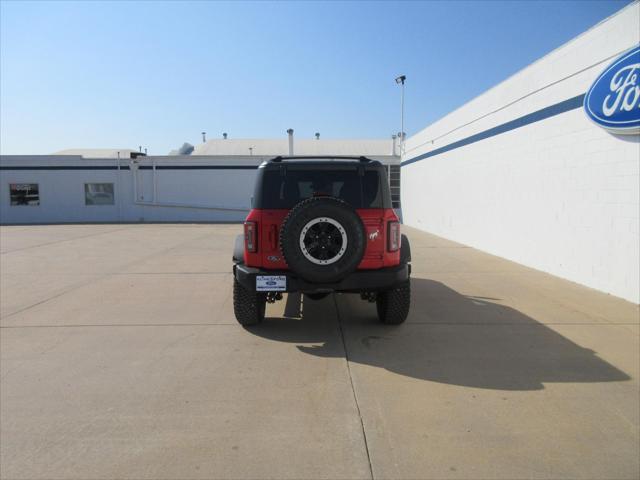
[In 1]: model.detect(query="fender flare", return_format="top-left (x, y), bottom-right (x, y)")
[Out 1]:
top-left (232, 234), bottom-right (244, 264)
top-left (400, 234), bottom-right (411, 264)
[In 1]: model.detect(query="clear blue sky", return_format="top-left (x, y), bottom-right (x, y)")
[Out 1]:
top-left (0, 0), bottom-right (631, 155)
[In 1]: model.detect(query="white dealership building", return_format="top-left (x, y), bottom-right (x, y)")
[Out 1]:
top-left (1, 2), bottom-right (638, 302)
top-left (401, 2), bottom-right (639, 304)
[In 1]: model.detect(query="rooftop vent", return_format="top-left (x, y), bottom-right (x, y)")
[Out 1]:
top-left (178, 142), bottom-right (194, 155)
top-left (169, 143), bottom-right (194, 156)
top-left (287, 129), bottom-right (294, 155)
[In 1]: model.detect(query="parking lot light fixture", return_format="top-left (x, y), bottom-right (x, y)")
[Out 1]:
top-left (395, 75), bottom-right (406, 155)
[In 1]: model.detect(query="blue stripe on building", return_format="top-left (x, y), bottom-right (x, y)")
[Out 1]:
top-left (145, 165), bottom-right (258, 170)
top-left (0, 166), bottom-right (124, 171)
top-left (0, 165), bottom-right (259, 171)
top-left (401, 93), bottom-right (586, 167)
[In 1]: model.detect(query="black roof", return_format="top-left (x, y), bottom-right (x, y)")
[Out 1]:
top-left (270, 155), bottom-right (372, 163)
top-left (260, 155), bottom-right (383, 169)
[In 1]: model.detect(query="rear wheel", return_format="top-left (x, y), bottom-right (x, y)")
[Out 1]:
top-left (233, 277), bottom-right (266, 326)
top-left (376, 280), bottom-right (411, 324)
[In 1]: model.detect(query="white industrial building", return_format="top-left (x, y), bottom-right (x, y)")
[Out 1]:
top-left (0, 2), bottom-right (638, 303)
top-left (0, 136), bottom-right (401, 224)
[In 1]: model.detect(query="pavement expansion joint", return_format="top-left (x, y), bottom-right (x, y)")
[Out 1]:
top-left (332, 294), bottom-right (375, 480)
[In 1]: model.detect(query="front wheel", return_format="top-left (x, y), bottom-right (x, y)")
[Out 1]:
top-left (233, 278), bottom-right (266, 326)
top-left (376, 280), bottom-right (410, 325)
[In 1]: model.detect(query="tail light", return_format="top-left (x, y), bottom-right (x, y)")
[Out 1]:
top-left (244, 221), bottom-right (257, 252)
top-left (388, 221), bottom-right (400, 252)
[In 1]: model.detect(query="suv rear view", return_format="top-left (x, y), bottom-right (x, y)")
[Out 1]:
top-left (232, 156), bottom-right (411, 325)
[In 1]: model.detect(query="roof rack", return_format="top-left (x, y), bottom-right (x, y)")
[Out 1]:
top-left (269, 155), bottom-right (371, 163)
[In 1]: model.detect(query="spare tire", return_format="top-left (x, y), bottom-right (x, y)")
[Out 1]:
top-left (280, 197), bottom-right (365, 283)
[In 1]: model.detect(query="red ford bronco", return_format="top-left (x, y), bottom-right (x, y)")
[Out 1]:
top-left (232, 156), bottom-right (411, 325)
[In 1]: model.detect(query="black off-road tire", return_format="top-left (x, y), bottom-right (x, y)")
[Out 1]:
top-left (376, 280), bottom-right (411, 324)
top-left (280, 197), bottom-right (365, 283)
top-left (233, 277), bottom-right (266, 326)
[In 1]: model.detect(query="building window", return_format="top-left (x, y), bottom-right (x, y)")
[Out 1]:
top-left (85, 183), bottom-right (115, 205)
top-left (10, 183), bottom-right (40, 206)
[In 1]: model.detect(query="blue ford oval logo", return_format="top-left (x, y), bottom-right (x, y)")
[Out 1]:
top-left (266, 280), bottom-right (277, 286)
top-left (584, 45), bottom-right (640, 134)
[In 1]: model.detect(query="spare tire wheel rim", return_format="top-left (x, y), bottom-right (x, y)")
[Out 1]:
top-left (299, 217), bottom-right (348, 265)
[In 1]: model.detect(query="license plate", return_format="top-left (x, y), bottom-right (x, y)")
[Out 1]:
top-left (256, 275), bottom-right (287, 292)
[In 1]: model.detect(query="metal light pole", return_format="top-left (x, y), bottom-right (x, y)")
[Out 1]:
top-left (395, 75), bottom-right (406, 155)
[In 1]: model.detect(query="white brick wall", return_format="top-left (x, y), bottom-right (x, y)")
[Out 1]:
top-left (402, 2), bottom-right (640, 303)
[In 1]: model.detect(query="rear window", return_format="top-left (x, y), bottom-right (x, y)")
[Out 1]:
top-left (254, 165), bottom-right (389, 209)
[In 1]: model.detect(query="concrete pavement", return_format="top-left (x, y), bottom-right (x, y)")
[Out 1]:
top-left (1, 224), bottom-right (638, 479)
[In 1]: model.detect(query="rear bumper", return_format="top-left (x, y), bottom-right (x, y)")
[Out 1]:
top-left (233, 263), bottom-right (410, 294)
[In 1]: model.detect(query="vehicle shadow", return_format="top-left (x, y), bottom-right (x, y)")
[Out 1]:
top-left (245, 278), bottom-right (631, 391)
